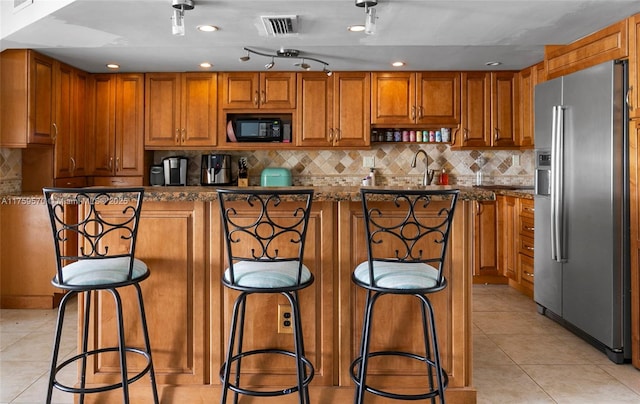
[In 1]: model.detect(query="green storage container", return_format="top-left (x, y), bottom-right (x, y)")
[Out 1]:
top-left (260, 167), bottom-right (292, 187)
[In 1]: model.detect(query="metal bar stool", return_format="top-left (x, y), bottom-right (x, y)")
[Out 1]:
top-left (217, 188), bottom-right (315, 404)
top-left (43, 188), bottom-right (159, 404)
top-left (351, 188), bottom-right (459, 403)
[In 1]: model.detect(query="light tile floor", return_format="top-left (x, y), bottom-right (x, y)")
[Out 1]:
top-left (1, 286), bottom-right (639, 403)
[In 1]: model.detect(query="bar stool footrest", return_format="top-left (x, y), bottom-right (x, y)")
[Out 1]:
top-left (350, 350), bottom-right (449, 401)
top-left (220, 348), bottom-right (314, 397)
top-left (52, 346), bottom-right (153, 395)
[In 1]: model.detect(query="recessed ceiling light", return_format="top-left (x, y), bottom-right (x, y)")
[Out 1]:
top-left (348, 25), bottom-right (366, 32)
top-left (392, 61), bottom-right (405, 67)
top-left (485, 61), bottom-right (502, 66)
top-left (106, 63), bottom-right (120, 69)
top-left (200, 62), bottom-right (212, 68)
top-left (197, 25), bottom-right (219, 32)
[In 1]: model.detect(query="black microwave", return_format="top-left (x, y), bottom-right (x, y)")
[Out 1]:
top-left (232, 118), bottom-right (282, 142)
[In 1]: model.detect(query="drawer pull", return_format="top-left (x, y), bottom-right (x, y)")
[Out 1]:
top-left (524, 226), bottom-right (535, 231)
top-left (523, 270), bottom-right (534, 278)
top-left (524, 246), bottom-right (534, 251)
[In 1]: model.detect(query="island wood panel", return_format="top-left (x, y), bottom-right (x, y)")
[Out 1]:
top-left (211, 200), bottom-right (336, 387)
top-left (630, 119), bottom-right (640, 369)
top-left (80, 201), bottom-right (208, 387)
top-left (337, 200), bottom-right (474, 400)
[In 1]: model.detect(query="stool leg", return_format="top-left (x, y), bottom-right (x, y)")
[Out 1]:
top-left (46, 291), bottom-right (76, 404)
top-left (79, 290), bottom-right (92, 404)
top-left (134, 284), bottom-right (159, 404)
top-left (232, 295), bottom-right (247, 404)
top-left (419, 297), bottom-right (436, 404)
top-left (354, 291), bottom-right (381, 404)
top-left (419, 294), bottom-right (446, 404)
top-left (285, 291), bottom-right (309, 404)
top-left (220, 292), bottom-right (246, 404)
top-left (109, 289), bottom-right (130, 403)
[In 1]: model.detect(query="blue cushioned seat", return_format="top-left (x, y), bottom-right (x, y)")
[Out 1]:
top-left (59, 257), bottom-right (149, 286)
top-left (353, 261), bottom-right (439, 289)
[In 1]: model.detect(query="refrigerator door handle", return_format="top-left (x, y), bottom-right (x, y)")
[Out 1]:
top-left (552, 105), bottom-right (566, 262)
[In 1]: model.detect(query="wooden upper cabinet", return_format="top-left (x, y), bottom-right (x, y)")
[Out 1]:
top-left (88, 74), bottom-right (144, 177)
top-left (296, 72), bottom-right (370, 148)
top-left (455, 71), bottom-right (518, 148)
top-left (1, 49), bottom-right (55, 147)
top-left (145, 72), bottom-right (217, 148)
top-left (629, 14), bottom-right (640, 118)
top-left (491, 72), bottom-right (518, 148)
top-left (518, 63), bottom-right (544, 149)
top-left (457, 72), bottom-right (491, 147)
top-left (371, 72), bottom-right (460, 126)
top-left (221, 72), bottom-right (295, 109)
top-left (54, 64), bottom-right (87, 179)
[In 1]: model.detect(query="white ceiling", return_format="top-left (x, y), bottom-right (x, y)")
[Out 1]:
top-left (2, 0), bottom-right (640, 73)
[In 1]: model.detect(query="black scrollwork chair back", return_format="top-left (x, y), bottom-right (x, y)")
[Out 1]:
top-left (42, 187), bottom-right (158, 404)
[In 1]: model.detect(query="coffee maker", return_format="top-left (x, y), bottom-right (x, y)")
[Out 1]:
top-left (201, 154), bottom-right (231, 185)
top-left (163, 157), bottom-right (188, 186)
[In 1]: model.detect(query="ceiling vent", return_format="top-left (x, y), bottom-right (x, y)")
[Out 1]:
top-left (261, 15), bottom-right (299, 36)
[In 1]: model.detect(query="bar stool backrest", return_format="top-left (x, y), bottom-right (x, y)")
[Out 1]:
top-left (217, 189), bottom-right (314, 286)
top-left (360, 188), bottom-right (459, 289)
top-left (43, 187), bottom-right (145, 286)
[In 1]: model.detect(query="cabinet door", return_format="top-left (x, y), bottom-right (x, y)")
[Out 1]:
top-left (115, 74), bottom-right (144, 176)
top-left (371, 72), bottom-right (415, 125)
top-left (629, 14), bottom-right (640, 118)
top-left (260, 72), bottom-right (296, 109)
top-left (416, 72), bottom-right (460, 125)
top-left (221, 72), bottom-right (260, 109)
top-left (333, 72), bottom-right (370, 147)
top-left (54, 63), bottom-right (74, 178)
top-left (472, 200), bottom-right (502, 283)
top-left (459, 72), bottom-right (491, 147)
top-left (181, 72), bottom-right (218, 147)
top-left (89, 74), bottom-right (116, 176)
top-left (497, 196), bottom-right (518, 280)
top-left (144, 73), bottom-right (181, 147)
top-left (518, 67), bottom-right (535, 148)
top-left (30, 52), bottom-right (56, 145)
top-left (491, 72), bottom-right (518, 147)
top-left (84, 201), bottom-right (207, 386)
top-left (72, 69), bottom-right (88, 177)
top-left (296, 72), bottom-right (333, 147)
top-left (628, 118), bottom-right (640, 369)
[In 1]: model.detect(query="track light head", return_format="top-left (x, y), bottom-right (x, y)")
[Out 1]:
top-left (241, 47), bottom-right (330, 73)
top-left (265, 57), bottom-right (275, 70)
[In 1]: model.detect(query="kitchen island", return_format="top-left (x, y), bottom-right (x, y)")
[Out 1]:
top-left (2, 186), bottom-right (496, 403)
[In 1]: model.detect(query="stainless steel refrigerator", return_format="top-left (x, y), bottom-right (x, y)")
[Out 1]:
top-left (533, 60), bottom-right (631, 363)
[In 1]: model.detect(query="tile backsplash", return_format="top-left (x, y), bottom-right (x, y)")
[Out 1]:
top-left (0, 145), bottom-right (534, 194)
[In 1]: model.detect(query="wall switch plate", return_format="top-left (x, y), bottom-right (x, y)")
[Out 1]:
top-left (363, 156), bottom-right (375, 168)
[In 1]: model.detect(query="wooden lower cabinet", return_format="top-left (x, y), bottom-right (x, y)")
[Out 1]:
top-left (498, 196), bottom-right (535, 297)
top-left (77, 199), bottom-right (475, 403)
top-left (472, 200), bottom-right (504, 284)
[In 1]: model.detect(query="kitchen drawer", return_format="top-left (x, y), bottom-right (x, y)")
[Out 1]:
top-left (519, 235), bottom-right (534, 257)
top-left (519, 217), bottom-right (535, 236)
top-left (90, 176), bottom-right (143, 187)
top-left (54, 176), bottom-right (87, 188)
top-left (518, 253), bottom-right (534, 288)
top-left (519, 198), bottom-right (535, 218)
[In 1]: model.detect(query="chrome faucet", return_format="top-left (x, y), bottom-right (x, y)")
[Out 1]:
top-left (411, 149), bottom-right (435, 186)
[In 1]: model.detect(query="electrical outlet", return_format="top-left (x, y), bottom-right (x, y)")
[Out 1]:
top-left (277, 304), bottom-right (293, 334)
top-left (363, 156), bottom-right (375, 168)
top-left (512, 155), bottom-right (520, 167)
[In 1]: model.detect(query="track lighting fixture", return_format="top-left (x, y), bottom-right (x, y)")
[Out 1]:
top-left (355, 0), bottom-right (378, 35)
top-left (171, 0), bottom-right (194, 36)
top-left (240, 47), bottom-right (331, 75)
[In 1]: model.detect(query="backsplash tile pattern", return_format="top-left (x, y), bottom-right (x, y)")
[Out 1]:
top-left (0, 145), bottom-right (534, 194)
top-left (156, 145), bottom-right (534, 187)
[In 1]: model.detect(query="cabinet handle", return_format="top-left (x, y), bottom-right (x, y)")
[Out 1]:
top-left (52, 123), bottom-right (58, 141)
top-left (181, 128), bottom-right (185, 143)
top-left (254, 91), bottom-right (259, 106)
top-left (524, 206), bottom-right (535, 213)
top-left (70, 157), bottom-right (76, 176)
top-left (627, 86), bottom-right (632, 110)
top-left (411, 106), bottom-right (416, 121)
top-left (523, 270), bottom-right (534, 278)
top-left (116, 157), bottom-right (120, 172)
top-left (452, 126), bottom-right (459, 144)
top-left (524, 245), bottom-right (534, 251)
top-left (475, 201), bottom-right (481, 215)
top-left (418, 105), bottom-right (424, 119)
top-left (108, 157), bottom-right (113, 170)
top-left (494, 127), bottom-right (500, 141)
top-left (463, 128), bottom-right (469, 141)
top-left (328, 128), bottom-right (334, 143)
top-left (175, 128), bottom-right (180, 144)
top-left (524, 226), bottom-right (535, 231)
top-left (261, 90), bottom-right (266, 104)
top-left (334, 128), bottom-right (341, 146)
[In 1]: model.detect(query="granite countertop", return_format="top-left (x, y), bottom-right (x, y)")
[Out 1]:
top-left (2, 185), bottom-right (536, 203)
